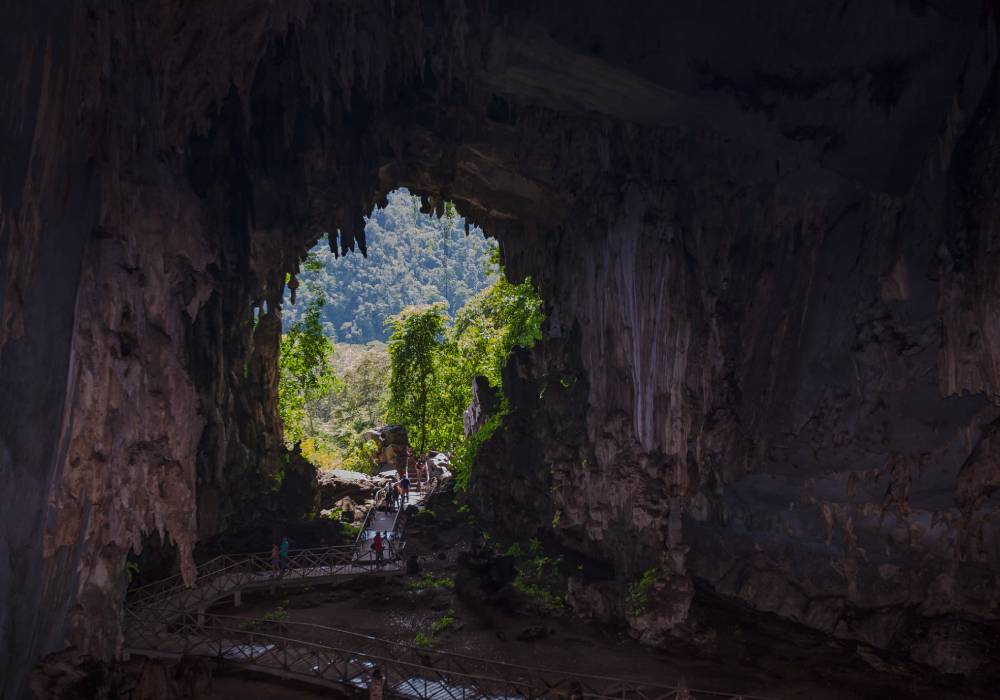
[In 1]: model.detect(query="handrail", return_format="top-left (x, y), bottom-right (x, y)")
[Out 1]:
top-left (128, 545), bottom-right (360, 610)
top-left (354, 482), bottom-right (393, 548)
top-left (123, 473), bottom-right (778, 699)
top-left (124, 609), bottom-right (774, 700)
top-left (129, 476), bottom-right (420, 612)
top-left (129, 610), bottom-right (727, 690)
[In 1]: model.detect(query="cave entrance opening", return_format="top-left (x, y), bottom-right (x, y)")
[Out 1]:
top-left (276, 187), bottom-right (544, 490)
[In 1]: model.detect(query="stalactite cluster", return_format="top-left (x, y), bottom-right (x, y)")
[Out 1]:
top-left (3, 1), bottom-right (1000, 695)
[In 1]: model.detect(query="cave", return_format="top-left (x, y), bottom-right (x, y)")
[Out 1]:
top-left (3, 1), bottom-right (1000, 698)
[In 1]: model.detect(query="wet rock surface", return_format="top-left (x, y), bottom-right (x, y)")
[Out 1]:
top-left (2, 1), bottom-right (1000, 696)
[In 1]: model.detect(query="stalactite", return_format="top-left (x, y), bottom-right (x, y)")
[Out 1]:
top-left (3, 2), bottom-right (1000, 695)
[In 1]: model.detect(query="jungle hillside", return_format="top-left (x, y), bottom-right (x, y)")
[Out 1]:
top-left (278, 190), bottom-right (543, 485)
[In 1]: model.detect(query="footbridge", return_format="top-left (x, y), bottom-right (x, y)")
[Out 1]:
top-left (124, 478), bottom-right (772, 700)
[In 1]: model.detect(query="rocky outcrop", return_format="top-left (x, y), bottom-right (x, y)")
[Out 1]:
top-left (318, 469), bottom-right (377, 509)
top-left (31, 651), bottom-right (214, 700)
top-left (2, 1), bottom-right (1000, 695)
top-left (362, 424), bottom-right (409, 473)
top-left (463, 376), bottom-right (498, 436)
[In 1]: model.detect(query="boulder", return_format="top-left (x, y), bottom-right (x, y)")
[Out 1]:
top-left (364, 424), bottom-right (410, 474)
top-left (426, 452), bottom-right (453, 480)
top-left (317, 469), bottom-right (375, 509)
top-left (332, 497), bottom-right (358, 522)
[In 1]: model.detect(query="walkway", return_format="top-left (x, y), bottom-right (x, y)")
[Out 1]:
top-left (123, 476), bottom-right (772, 700)
top-left (127, 478), bottom-right (434, 613)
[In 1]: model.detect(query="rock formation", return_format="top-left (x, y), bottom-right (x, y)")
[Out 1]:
top-left (2, 1), bottom-right (1000, 696)
top-left (463, 375), bottom-right (498, 436)
top-left (363, 424), bottom-right (410, 474)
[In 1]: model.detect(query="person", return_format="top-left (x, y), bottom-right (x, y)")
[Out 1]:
top-left (270, 542), bottom-right (280, 575)
top-left (279, 535), bottom-right (290, 574)
top-left (384, 480), bottom-right (396, 512)
top-left (399, 474), bottom-right (410, 504)
top-left (372, 531), bottom-right (384, 567)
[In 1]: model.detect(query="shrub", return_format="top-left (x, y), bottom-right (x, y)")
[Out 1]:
top-left (414, 631), bottom-right (433, 649)
top-left (430, 610), bottom-right (456, 635)
top-left (405, 574), bottom-right (454, 591)
top-left (263, 606), bottom-right (289, 623)
top-left (625, 568), bottom-right (657, 617)
top-left (510, 539), bottom-right (565, 615)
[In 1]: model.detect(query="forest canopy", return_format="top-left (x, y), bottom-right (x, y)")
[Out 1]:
top-left (283, 189), bottom-right (496, 343)
top-left (278, 190), bottom-right (543, 487)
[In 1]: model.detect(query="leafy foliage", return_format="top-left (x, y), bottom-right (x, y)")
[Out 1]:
top-left (263, 605), bottom-right (290, 623)
top-left (383, 266), bottom-right (543, 481)
top-left (626, 568), bottom-right (658, 617)
top-left (405, 573), bottom-right (455, 591)
top-left (413, 631), bottom-right (433, 649)
top-left (385, 304), bottom-right (449, 453)
top-left (451, 408), bottom-right (505, 490)
top-left (279, 189), bottom-right (543, 488)
top-left (284, 189), bottom-right (496, 343)
top-left (278, 294), bottom-right (338, 446)
top-left (452, 254), bottom-right (544, 385)
top-left (508, 538), bottom-right (565, 615)
top-left (430, 610), bottom-right (456, 635)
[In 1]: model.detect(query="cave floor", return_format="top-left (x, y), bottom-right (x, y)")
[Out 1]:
top-left (207, 576), bottom-right (981, 700)
top-left (200, 516), bottom-right (987, 700)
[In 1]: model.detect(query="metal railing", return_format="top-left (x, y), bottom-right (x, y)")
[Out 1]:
top-left (394, 477), bottom-right (440, 543)
top-left (130, 478), bottom-right (426, 613)
top-left (124, 477), bottom-right (775, 700)
top-left (124, 609), bottom-right (772, 700)
top-left (354, 482), bottom-right (396, 548)
top-left (127, 545), bottom-right (376, 613)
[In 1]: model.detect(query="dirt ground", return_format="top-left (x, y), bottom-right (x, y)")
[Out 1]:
top-left (201, 500), bottom-right (989, 700)
top-left (207, 675), bottom-right (333, 700)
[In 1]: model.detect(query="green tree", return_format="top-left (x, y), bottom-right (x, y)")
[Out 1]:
top-left (339, 347), bottom-right (390, 427)
top-left (278, 294), bottom-right (338, 446)
top-left (383, 267), bottom-right (544, 481)
top-left (385, 304), bottom-right (448, 453)
top-left (453, 271), bottom-right (545, 385)
top-left (283, 189), bottom-right (496, 343)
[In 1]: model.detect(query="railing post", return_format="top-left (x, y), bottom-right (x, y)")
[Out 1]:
top-left (369, 668), bottom-right (385, 700)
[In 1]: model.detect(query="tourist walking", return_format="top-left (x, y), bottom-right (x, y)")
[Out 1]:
top-left (373, 531), bottom-right (385, 567)
top-left (271, 542), bottom-right (280, 576)
top-left (279, 535), bottom-right (290, 574)
top-left (384, 480), bottom-right (396, 512)
top-left (400, 475), bottom-right (410, 504)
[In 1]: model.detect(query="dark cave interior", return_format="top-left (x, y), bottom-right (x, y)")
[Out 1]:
top-left (2, 1), bottom-right (1000, 698)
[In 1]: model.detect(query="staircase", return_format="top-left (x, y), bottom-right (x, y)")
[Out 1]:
top-left (122, 477), bottom-right (772, 700)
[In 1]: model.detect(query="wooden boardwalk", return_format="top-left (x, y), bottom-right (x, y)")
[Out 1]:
top-left (124, 478), bottom-right (773, 700)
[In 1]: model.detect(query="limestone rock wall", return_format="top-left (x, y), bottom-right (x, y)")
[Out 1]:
top-left (3, 1), bottom-right (1000, 696)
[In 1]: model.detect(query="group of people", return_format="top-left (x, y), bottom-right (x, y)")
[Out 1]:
top-left (406, 446), bottom-right (431, 482)
top-left (382, 474), bottom-right (411, 512)
top-left (264, 447), bottom-right (434, 578)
